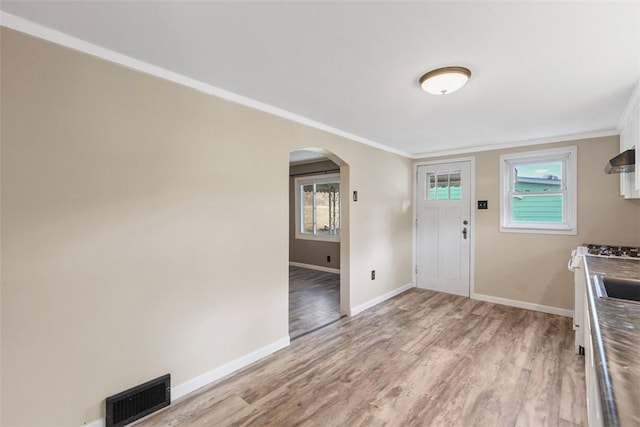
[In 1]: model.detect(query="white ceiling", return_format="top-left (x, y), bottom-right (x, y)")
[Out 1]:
top-left (2, 1), bottom-right (639, 157)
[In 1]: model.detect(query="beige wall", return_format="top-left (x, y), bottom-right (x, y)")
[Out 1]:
top-left (289, 160), bottom-right (341, 269)
top-left (418, 136), bottom-right (640, 310)
top-left (0, 28), bottom-right (414, 426)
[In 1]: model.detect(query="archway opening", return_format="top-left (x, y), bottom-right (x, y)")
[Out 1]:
top-left (288, 149), bottom-right (350, 339)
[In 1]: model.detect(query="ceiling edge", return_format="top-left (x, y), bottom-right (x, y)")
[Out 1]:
top-left (412, 129), bottom-right (619, 160)
top-left (0, 11), bottom-right (413, 159)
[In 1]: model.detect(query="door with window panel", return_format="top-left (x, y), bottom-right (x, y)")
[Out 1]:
top-left (416, 161), bottom-right (471, 297)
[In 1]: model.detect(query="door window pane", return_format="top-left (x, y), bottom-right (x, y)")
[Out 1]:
top-left (427, 171), bottom-right (462, 200)
top-left (437, 173), bottom-right (449, 200)
top-left (427, 174), bottom-right (436, 199)
top-left (449, 171), bottom-right (461, 200)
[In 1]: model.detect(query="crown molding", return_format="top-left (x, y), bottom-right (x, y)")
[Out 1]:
top-left (411, 129), bottom-right (619, 159)
top-left (0, 12), bottom-right (412, 159)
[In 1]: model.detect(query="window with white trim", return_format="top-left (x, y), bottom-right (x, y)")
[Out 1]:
top-left (294, 174), bottom-right (340, 241)
top-left (500, 146), bottom-right (577, 235)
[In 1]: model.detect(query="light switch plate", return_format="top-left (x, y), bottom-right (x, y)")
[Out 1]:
top-left (478, 200), bottom-right (488, 209)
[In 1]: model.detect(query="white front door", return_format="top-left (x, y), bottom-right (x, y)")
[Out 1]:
top-left (416, 161), bottom-right (471, 297)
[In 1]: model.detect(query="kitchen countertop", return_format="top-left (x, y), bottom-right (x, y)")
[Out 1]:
top-left (583, 255), bottom-right (640, 427)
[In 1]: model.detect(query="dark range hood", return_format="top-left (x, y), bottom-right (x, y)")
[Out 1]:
top-left (605, 149), bottom-right (635, 174)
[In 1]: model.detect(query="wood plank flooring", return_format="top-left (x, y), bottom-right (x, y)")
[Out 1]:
top-left (135, 288), bottom-right (587, 426)
top-left (289, 266), bottom-right (341, 339)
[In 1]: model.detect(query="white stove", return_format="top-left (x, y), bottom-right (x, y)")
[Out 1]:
top-left (568, 247), bottom-right (587, 354)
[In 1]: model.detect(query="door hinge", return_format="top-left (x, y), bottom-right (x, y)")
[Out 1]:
top-left (415, 218), bottom-right (418, 227)
top-left (415, 265), bottom-right (418, 274)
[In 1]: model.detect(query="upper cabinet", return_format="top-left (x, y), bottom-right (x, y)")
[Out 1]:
top-left (618, 84), bottom-right (640, 199)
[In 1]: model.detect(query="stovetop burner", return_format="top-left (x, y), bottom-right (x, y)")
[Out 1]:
top-left (585, 244), bottom-right (640, 258)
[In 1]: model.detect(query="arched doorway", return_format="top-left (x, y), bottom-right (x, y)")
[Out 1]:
top-left (288, 149), bottom-right (350, 339)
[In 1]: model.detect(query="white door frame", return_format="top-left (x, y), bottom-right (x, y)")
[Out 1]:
top-left (413, 157), bottom-right (476, 297)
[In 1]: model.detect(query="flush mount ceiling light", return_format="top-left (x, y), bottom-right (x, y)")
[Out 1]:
top-left (419, 66), bottom-right (471, 95)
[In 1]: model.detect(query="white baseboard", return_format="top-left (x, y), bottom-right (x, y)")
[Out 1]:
top-left (289, 261), bottom-right (340, 275)
top-left (82, 336), bottom-right (290, 427)
top-left (472, 293), bottom-right (572, 317)
top-left (172, 336), bottom-right (290, 400)
top-left (350, 283), bottom-right (415, 317)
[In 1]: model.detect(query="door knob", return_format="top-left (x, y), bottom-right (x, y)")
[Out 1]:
top-left (462, 228), bottom-right (468, 239)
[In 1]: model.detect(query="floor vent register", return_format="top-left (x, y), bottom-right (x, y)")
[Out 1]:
top-left (105, 374), bottom-right (170, 427)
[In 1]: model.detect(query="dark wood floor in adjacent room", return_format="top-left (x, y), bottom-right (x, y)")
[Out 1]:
top-left (288, 266), bottom-right (341, 339)
top-left (135, 288), bottom-right (587, 427)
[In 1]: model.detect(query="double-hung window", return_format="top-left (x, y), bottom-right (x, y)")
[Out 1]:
top-left (500, 146), bottom-right (577, 235)
top-left (294, 174), bottom-right (340, 241)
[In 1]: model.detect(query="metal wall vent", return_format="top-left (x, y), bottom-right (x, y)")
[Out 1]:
top-left (105, 374), bottom-right (170, 427)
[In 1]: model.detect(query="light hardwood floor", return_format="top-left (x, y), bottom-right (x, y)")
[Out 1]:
top-left (289, 266), bottom-right (341, 339)
top-left (135, 288), bottom-right (587, 426)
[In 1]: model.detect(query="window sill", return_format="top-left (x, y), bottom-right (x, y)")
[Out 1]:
top-left (500, 225), bottom-right (577, 236)
top-left (295, 234), bottom-right (340, 243)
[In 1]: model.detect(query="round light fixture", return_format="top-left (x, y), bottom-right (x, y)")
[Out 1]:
top-left (419, 66), bottom-right (471, 95)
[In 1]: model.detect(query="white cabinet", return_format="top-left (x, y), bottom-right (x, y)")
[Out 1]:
top-left (619, 92), bottom-right (640, 199)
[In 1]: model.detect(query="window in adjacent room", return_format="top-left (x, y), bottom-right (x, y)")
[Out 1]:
top-left (500, 146), bottom-right (577, 235)
top-left (294, 174), bottom-right (340, 241)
